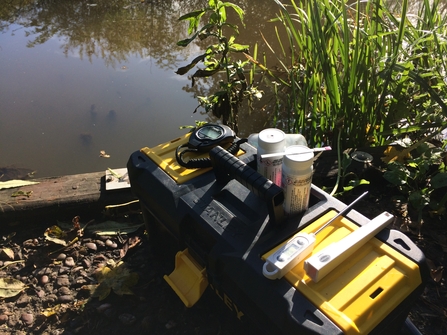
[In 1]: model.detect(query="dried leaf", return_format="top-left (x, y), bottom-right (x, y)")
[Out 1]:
top-left (0, 248), bottom-right (15, 261)
top-left (42, 305), bottom-right (60, 317)
top-left (0, 277), bottom-right (26, 298)
top-left (44, 226), bottom-right (68, 246)
top-left (90, 261), bottom-right (138, 301)
top-left (0, 180), bottom-right (39, 190)
top-left (99, 150), bottom-right (111, 158)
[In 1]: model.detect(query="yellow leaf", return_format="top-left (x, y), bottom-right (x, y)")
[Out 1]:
top-left (0, 248), bottom-right (15, 261)
top-left (0, 277), bottom-right (26, 298)
top-left (42, 305), bottom-right (60, 317)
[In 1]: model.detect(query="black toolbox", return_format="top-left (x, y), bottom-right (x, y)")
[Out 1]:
top-left (127, 132), bottom-right (428, 335)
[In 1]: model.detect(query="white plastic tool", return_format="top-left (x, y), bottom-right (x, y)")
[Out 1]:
top-left (263, 192), bottom-right (368, 280)
top-left (304, 211), bottom-right (394, 283)
top-left (263, 233), bottom-right (316, 280)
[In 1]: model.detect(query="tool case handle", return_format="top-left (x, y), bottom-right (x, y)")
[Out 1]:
top-left (209, 146), bottom-right (285, 224)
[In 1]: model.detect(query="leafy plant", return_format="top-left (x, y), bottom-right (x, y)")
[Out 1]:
top-left (383, 140), bottom-right (447, 224)
top-left (176, 0), bottom-right (262, 133)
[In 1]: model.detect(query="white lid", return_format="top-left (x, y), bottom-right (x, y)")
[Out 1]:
top-left (258, 129), bottom-right (285, 151)
top-left (284, 145), bottom-right (314, 169)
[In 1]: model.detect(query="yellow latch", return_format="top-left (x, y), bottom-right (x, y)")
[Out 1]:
top-left (164, 249), bottom-right (208, 307)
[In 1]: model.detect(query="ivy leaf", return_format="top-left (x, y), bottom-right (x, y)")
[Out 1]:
top-left (431, 172), bottom-right (447, 189)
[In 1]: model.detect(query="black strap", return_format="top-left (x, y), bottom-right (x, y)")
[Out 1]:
top-left (175, 139), bottom-right (247, 169)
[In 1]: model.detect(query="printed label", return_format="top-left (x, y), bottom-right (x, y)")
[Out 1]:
top-left (257, 156), bottom-right (283, 186)
top-left (282, 172), bottom-right (312, 214)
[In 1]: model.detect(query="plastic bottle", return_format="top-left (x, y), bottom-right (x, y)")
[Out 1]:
top-left (257, 128), bottom-right (286, 186)
top-left (281, 145), bottom-right (314, 215)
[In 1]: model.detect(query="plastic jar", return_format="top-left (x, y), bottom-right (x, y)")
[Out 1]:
top-left (257, 128), bottom-right (286, 186)
top-left (281, 145), bottom-right (314, 215)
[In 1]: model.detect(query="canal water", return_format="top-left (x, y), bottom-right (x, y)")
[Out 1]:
top-left (0, 0), bottom-right (427, 179)
top-left (0, 0), bottom-right (284, 178)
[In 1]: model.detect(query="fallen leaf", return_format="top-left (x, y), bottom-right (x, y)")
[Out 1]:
top-left (99, 150), bottom-right (111, 158)
top-left (42, 305), bottom-right (60, 317)
top-left (89, 261), bottom-right (139, 301)
top-left (11, 190), bottom-right (33, 197)
top-left (0, 180), bottom-right (39, 190)
top-left (44, 225), bottom-right (68, 246)
top-left (0, 277), bottom-right (26, 298)
top-left (0, 248), bottom-right (15, 261)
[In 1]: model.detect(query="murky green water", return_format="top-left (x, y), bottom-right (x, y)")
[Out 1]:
top-left (0, 0), bottom-right (278, 177)
top-left (0, 0), bottom-right (426, 178)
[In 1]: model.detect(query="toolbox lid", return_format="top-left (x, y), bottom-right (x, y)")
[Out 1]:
top-left (141, 133), bottom-right (245, 184)
top-left (262, 211), bottom-right (422, 335)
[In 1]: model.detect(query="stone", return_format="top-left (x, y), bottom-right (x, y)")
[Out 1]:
top-left (21, 312), bottom-right (34, 325)
top-left (56, 275), bottom-right (70, 287)
top-left (16, 294), bottom-right (30, 307)
top-left (58, 295), bottom-right (74, 303)
top-left (40, 275), bottom-right (49, 285)
top-left (84, 242), bottom-right (97, 251)
top-left (64, 257), bottom-right (75, 267)
top-left (105, 240), bottom-right (118, 249)
top-left (119, 313), bottom-right (136, 325)
top-left (0, 314), bottom-right (8, 324)
top-left (56, 253), bottom-right (67, 261)
top-left (58, 286), bottom-right (71, 296)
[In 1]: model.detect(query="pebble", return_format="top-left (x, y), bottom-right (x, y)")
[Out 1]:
top-left (97, 235), bottom-right (111, 241)
top-left (105, 240), bottom-right (118, 249)
top-left (119, 313), bottom-right (136, 325)
top-left (34, 267), bottom-right (52, 277)
top-left (56, 253), bottom-right (67, 261)
top-left (95, 240), bottom-right (105, 248)
top-left (85, 242), bottom-right (97, 251)
top-left (40, 275), bottom-right (49, 285)
top-left (82, 258), bottom-right (91, 268)
top-left (64, 257), bottom-right (75, 267)
top-left (58, 295), bottom-right (74, 303)
top-left (96, 303), bottom-right (112, 313)
top-left (21, 312), bottom-right (34, 325)
top-left (0, 314), bottom-right (8, 324)
top-left (44, 294), bottom-right (58, 304)
top-left (56, 275), bottom-right (70, 287)
top-left (58, 286), bottom-right (71, 296)
top-left (16, 294), bottom-right (30, 307)
top-left (22, 239), bottom-right (38, 248)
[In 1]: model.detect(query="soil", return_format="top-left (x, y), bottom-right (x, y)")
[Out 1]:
top-left (0, 172), bottom-right (446, 335)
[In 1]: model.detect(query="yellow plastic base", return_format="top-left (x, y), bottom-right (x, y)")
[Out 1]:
top-left (164, 249), bottom-right (208, 308)
top-left (262, 211), bottom-right (421, 335)
top-left (141, 132), bottom-right (245, 184)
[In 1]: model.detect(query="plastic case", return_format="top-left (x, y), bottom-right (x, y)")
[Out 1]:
top-left (127, 135), bottom-right (429, 335)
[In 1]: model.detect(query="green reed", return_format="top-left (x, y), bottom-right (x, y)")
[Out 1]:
top-left (269, 0), bottom-right (447, 149)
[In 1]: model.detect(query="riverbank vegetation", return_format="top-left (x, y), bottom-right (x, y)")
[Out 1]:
top-left (178, 0), bottom-right (447, 213)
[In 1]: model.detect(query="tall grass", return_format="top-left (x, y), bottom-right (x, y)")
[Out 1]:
top-left (267, 0), bottom-right (447, 149)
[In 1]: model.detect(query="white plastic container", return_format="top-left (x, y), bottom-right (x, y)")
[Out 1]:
top-left (257, 128), bottom-right (286, 186)
top-left (247, 133), bottom-right (306, 149)
top-left (281, 145), bottom-right (314, 215)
